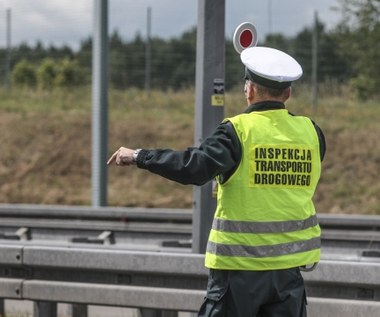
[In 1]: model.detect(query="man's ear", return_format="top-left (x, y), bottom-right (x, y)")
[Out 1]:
top-left (285, 87), bottom-right (291, 100)
top-left (249, 82), bottom-right (256, 99)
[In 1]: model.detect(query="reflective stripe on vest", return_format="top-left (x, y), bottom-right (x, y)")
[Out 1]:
top-left (207, 236), bottom-right (321, 258)
top-left (212, 214), bottom-right (318, 234)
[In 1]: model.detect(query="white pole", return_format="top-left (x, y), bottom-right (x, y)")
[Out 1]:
top-left (92, 0), bottom-right (108, 206)
top-left (145, 7), bottom-right (152, 91)
top-left (311, 11), bottom-right (319, 112)
top-left (5, 8), bottom-right (11, 88)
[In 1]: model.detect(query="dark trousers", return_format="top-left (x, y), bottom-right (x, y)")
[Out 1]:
top-left (198, 268), bottom-right (307, 317)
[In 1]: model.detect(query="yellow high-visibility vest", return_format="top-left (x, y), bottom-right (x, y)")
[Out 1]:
top-left (205, 109), bottom-right (322, 270)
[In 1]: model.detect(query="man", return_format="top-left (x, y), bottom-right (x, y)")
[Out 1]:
top-left (108, 46), bottom-right (326, 317)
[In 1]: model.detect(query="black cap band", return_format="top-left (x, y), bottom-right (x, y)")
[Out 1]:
top-left (245, 68), bottom-right (292, 89)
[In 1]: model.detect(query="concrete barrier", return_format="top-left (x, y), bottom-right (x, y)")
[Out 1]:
top-left (0, 244), bottom-right (379, 317)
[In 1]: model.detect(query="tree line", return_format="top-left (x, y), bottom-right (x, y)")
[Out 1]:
top-left (0, 0), bottom-right (379, 98)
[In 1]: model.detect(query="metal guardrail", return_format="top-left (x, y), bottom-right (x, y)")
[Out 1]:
top-left (2, 204), bottom-right (380, 229)
top-left (1, 204), bottom-right (380, 316)
top-left (0, 244), bottom-right (380, 317)
top-left (0, 204), bottom-right (192, 250)
top-left (1, 204), bottom-right (380, 252)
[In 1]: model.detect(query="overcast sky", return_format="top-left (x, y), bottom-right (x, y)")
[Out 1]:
top-left (0, 0), bottom-right (341, 50)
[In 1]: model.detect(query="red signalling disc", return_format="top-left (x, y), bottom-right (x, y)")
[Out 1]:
top-left (240, 29), bottom-right (253, 47)
top-left (233, 22), bottom-right (258, 54)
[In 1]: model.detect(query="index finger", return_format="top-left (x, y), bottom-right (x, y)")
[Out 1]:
top-left (107, 151), bottom-right (118, 165)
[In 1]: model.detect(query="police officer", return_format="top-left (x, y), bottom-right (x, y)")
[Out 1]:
top-left (108, 46), bottom-right (326, 317)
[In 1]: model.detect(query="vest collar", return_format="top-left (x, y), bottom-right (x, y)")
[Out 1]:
top-left (244, 101), bottom-right (285, 114)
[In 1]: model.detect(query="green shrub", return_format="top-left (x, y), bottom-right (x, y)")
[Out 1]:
top-left (54, 58), bottom-right (85, 88)
top-left (11, 59), bottom-right (37, 87)
top-left (36, 58), bottom-right (57, 90)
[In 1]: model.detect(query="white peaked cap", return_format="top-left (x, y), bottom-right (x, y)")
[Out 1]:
top-left (241, 46), bottom-right (303, 89)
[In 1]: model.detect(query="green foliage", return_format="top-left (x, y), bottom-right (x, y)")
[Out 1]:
top-left (334, 0), bottom-right (380, 99)
top-left (36, 58), bottom-right (57, 90)
top-left (54, 58), bottom-right (85, 87)
top-left (109, 31), bottom-right (129, 89)
top-left (12, 57), bottom-right (86, 89)
top-left (263, 33), bottom-right (291, 51)
top-left (11, 59), bottom-right (37, 87)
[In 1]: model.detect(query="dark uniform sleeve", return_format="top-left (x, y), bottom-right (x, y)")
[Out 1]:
top-left (136, 122), bottom-right (241, 185)
top-left (311, 121), bottom-right (326, 161)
